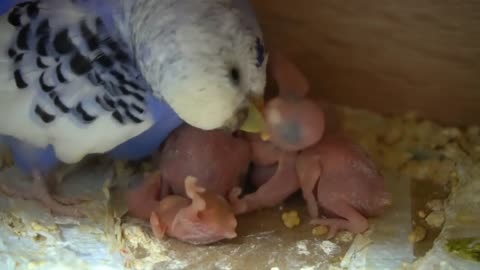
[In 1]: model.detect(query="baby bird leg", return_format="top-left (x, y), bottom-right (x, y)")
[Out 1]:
top-left (51, 167), bottom-right (91, 205)
top-left (310, 202), bottom-right (369, 239)
top-left (54, 159), bottom-right (89, 185)
top-left (296, 153), bottom-right (322, 218)
top-left (0, 170), bottom-right (85, 217)
top-left (230, 152), bottom-right (300, 215)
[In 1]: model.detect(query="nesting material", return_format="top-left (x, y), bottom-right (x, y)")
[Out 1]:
top-left (425, 211), bottom-right (445, 229)
top-left (425, 200), bottom-right (444, 212)
top-left (409, 226), bottom-right (427, 243)
top-left (0, 105), bottom-right (479, 269)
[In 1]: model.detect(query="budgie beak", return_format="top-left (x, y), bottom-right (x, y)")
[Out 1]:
top-left (239, 97), bottom-right (270, 141)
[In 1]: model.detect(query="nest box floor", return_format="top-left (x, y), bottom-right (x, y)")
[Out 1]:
top-left (0, 106), bottom-right (479, 270)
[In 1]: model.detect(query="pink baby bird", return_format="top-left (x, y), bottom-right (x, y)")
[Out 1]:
top-left (126, 171), bottom-right (163, 220)
top-left (127, 123), bottom-right (249, 244)
top-left (158, 124), bottom-right (251, 198)
top-left (264, 51), bottom-right (326, 151)
top-left (231, 51), bottom-right (392, 238)
top-left (296, 132), bottom-right (392, 238)
top-left (230, 134), bottom-right (300, 214)
top-left (127, 173), bottom-right (237, 245)
top-left (150, 176), bottom-right (237, 245)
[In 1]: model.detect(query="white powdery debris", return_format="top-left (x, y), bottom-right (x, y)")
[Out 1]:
top-left (296, 240), bottom-right (311, 256)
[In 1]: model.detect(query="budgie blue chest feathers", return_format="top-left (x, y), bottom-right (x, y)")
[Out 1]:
top-left (2, 135), bottom-right (58, 173)
top-left (0, 0), bottom-right (268, 171)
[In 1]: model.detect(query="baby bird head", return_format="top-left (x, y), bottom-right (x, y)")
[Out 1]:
top-left (133, 0), bottom-right (268, 132)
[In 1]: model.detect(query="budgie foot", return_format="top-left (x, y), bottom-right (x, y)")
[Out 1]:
top-left (52, 167), bottom-right (91, 205)
top-left (0, 172), bottom-right (86, 217)
top-left (52, 194), bottom-right (89, 206)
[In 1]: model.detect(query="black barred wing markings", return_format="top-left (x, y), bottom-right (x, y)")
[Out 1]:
top-left (7, 1), bottom-right (150, 127)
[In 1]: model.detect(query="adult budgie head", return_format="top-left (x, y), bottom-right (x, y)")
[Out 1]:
top-left (131, 0), bottom-right (269, 131)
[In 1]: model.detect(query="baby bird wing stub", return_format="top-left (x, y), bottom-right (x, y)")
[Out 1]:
top-left (184, 176), bottom-right (207, 212)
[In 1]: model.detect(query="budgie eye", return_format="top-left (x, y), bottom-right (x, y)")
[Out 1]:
top-left (230, 67), bottom-right (240, 85)
top-left (255, 37), bottom-right (265, 67)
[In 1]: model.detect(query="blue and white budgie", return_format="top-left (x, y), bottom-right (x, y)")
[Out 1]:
top-left (0, 0), bottom-right (268, 216)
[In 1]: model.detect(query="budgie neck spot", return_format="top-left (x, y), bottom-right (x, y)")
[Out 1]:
top-left (255, 37), bottom-right (266, 68)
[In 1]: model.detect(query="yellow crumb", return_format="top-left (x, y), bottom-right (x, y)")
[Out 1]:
top-left (281, 210), bottom-right (301, 229)
top-left (408, 225), bottom-right (427, 243)
top-left (417, 210), bottom-right (426, 219)
top-left (31, 221), bottom-right (57, 233)
top-left (312, 225), bottom-right (328, 236)
top-left (426, 199), bottom-right (444, 211)
top-left (382, 150), bottom-right (413, 170)
top-left (425, 211), bottom-right (445, 228)
top-left (402, 159), bottom-right (455, 185)
top-left (441, 128), bottom-right (461, 139)
top-left (383, 126), bottom-right (404, 145)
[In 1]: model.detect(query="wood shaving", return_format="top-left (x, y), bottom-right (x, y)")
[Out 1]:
top-left (426, 199), bottom-right (444, 211)
top-left (425, 211), bottom-right (445, 228)
top-left (318, 241), bottom-right (342, 257)
top-left (335, 231), bottom-right (354, 243)
top-left (408, 225), bottom-right (427, 243)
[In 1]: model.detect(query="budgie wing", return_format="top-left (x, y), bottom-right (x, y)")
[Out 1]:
top-left (0, 0), bottom-right (157, 163)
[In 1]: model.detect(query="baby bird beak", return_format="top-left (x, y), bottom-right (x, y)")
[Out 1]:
top-left (239, 97), bottom-right (270, 141)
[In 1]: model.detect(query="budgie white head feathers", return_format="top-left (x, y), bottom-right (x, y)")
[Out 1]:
top-left (130, 0), bottom-right (268, 131)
